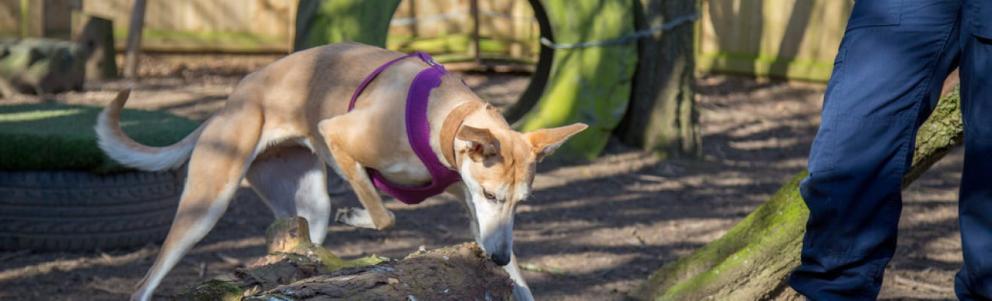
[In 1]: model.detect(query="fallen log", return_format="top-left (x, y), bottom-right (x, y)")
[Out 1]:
top-left (632, 86), bottom-right (964, 301)
top-left (180, 217), bottom-right (513, 301)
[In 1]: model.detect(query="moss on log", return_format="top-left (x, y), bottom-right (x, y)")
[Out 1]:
top-left (904, 88), bottom-right (965, 186)
top-left (181, 217), bottom-right (512, 300)
top-left (632, 87), bottom-right (963, 301)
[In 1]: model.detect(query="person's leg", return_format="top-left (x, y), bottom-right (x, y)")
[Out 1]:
top-left (788, 1), bottom-right (962, 299)
top-left (954, 1), bottom-right (992, 299)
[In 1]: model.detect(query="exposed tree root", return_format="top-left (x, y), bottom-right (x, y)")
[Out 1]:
top-left (632, 87), bottom-right (963, 301)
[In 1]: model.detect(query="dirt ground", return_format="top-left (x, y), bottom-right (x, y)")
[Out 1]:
top-left (0, 54), bottom-right (963, 300)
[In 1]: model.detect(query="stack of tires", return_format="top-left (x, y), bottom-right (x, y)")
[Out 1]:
top-left (0, 170), bottom-right (182, 251)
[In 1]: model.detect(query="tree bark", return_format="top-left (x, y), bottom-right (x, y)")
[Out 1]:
top-left (75, 16), bottom-right (118, 80)
top-left (182, 217), bottom-right (513, 301)
top-left (123, 0), bottom-right (147, 79)
top-left (631, 86), bottom-right (963, 301)
top-left (617, 0), bottom-right (701, 158)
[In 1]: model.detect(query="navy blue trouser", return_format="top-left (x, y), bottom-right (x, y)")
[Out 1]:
top-left (788, 0), bottom-right (992, 300)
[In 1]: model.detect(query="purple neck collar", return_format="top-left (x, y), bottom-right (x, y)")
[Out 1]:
top-left (347, 52), bottom-right (461, 205)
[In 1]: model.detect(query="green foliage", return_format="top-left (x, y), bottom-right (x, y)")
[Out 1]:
top-left (515, 0), bottom-right (639, 160)
top-left (0, 103), bottom-right (198, 172)
top-left (296, 0), bottom-right (401, 49)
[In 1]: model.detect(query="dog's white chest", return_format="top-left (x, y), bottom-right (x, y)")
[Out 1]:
top-left (380, 160), bottom-right (431, 185)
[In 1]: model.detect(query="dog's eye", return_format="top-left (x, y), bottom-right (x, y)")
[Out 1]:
top-left (483, 190), bottom-right (496, 201)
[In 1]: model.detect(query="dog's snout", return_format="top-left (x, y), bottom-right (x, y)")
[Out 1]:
top-left (491, 252), bottom-right (511, 266)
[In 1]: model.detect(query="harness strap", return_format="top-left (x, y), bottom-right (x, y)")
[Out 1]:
top-left (348, 52), bottom-right (426, 111)
top-left (346, 51), bottom-right (464, 205)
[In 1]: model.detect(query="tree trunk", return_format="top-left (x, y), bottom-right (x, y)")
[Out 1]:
top-left (631, 86), bottom-right (964, 301)
top-left (511, 0), bottom-right (639, 160)
top-left (75, 16), bottom-right (118, 80)
top-left (182, 217), bottom-right (513, 301)
top-left (616, 0), bottom-right (701, 158)
top-left (123, 0), bottom-right (146, 79)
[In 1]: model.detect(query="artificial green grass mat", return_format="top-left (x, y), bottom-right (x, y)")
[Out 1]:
top-left (0, 103), bottom-right (199, 172)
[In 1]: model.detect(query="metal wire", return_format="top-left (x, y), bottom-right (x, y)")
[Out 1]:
top-left (539, 13), bottom-right (699, 49)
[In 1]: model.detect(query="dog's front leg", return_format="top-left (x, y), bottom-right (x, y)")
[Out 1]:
top-left (506, 253), bottom-right (534, 301)
top-left (318, 117), bottom-right (395, 230)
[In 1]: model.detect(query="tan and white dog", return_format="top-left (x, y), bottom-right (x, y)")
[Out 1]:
top-left (96, 43), bottom-right (586, 301)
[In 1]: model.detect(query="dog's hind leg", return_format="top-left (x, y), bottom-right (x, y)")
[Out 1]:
top-left (246, 144), bottom-right (332, 244)
top-left (131, 106), bottom-right (263, 301)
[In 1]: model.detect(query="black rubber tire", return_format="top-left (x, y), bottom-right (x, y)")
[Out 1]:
top-left (0, 170), bottom-right (182, 252)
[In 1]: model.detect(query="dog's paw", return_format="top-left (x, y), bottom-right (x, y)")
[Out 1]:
top-left (335, 207), bottom-right (377, 229)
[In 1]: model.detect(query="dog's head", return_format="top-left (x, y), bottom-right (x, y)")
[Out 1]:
top-left (454, 120), bottom-right (587, 266)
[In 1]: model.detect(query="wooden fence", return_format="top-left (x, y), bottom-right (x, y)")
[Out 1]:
top-left (82, 0), bottom-right (297, 53)
top-left (0, 0), bottom-right (538, 60)
top-left (1, 0), bottom-right (852, 81)
top-left (697, 0), bottom-right (853, 82)
top-left (0, 0), bottom-right (75, 39)
top-left (388, 0), bottom-right (540, 64)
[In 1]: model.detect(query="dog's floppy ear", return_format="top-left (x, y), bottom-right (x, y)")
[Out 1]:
top-left (457, 125), bottom-right (499, 162)
top-left (524, 123), bottom-right (588, 161)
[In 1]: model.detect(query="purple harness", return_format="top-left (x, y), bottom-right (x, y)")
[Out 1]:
top-left (347, 52), bottom-right (461, 205)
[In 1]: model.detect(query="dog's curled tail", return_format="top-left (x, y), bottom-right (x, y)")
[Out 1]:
top-left (95, 90), bottom-right (206, 171)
